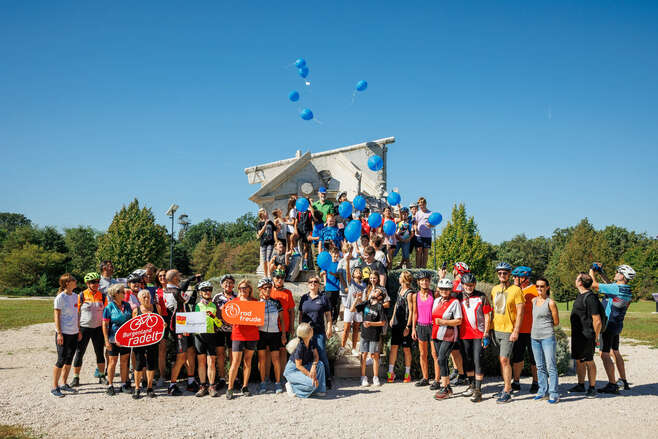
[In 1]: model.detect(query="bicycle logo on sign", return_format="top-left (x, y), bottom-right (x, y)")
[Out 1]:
top-left (224, 303), bottom-right (240, 319)
top-left (129, 313), bottom-right (159, 331)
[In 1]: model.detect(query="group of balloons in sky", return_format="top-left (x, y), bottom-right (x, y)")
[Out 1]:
top-left (288, 57), bottom-right (368, 122)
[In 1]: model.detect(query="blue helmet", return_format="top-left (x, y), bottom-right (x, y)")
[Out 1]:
top-left (495, 262), bottom-right (513, 272)
top-left (512, 266), bottom-right (532, 278)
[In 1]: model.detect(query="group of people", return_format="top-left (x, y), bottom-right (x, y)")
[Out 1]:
top-left (51, 190), bottom-right (637, 404)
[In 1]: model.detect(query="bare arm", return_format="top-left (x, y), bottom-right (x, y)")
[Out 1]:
top-left (549, 300), bottom-right (560, 326)
top-left (325, 311), bottom-right (332, 337)
top-left (592, 314), bottom-right (602, 340)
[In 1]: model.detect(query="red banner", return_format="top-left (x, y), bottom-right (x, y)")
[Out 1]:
top-left (115, 313), bottom-right (165, 347)
top-left (221, 299), bottom-right (265, 326)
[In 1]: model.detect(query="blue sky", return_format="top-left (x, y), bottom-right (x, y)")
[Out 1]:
top-left (1, 1), bottom-right (656, 243)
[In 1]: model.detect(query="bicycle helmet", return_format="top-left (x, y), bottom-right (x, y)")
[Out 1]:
top-left (127, 272), bottom-right (143, 283)
top-left (454, 262), bottom-right (470, 274)
top-left (257, 277), bottom-right (273, 288)
top-left (495, 262), bottom-right (513, 272)
top-left (414, 270), bottom-right (431, 280)
top-left (272, 269), bottom-right (286, 279)
top-left (219, 274), bottom-right (235, 283)
top-left (437, 278), bottom-right (453, 289)
top-left (511, 266), bottom-right (532, 278)
top-left (84, 272), bottom-right (100, 283)
top-left (198, 281), bottom-right (214, 291)
top-left (461, 273), bottom-right (477, 284)
top-left (616, 265), bottom-right (636, 280)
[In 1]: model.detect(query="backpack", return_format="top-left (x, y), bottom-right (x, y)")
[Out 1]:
top-left (296, 211), bottom-right (313, 235)
top-left (584, 291), bottom-right (608, 332)
top-left (392, 289), bottom-right (413, 328)
top-left (262, 221), bottom-right (274, 243)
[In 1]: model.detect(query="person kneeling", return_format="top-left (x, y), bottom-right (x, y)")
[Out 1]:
top-left (283, 323), bottom-right (326, 398)
top-left (353, 287), bottom-right (387, 387)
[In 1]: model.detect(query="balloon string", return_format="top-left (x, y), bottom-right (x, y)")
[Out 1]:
top-left (348, 91), bottom-right (357, 107)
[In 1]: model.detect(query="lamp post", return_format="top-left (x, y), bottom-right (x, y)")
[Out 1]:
top-left (166, 204), bottom-right (179, 269)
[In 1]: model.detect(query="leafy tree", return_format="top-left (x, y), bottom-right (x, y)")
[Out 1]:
top-left (180, 219), bottom-right (223, 253)
top-left (223, 213), bottom-right (258, 245)
top-left (496, 234), bottom-right (551, 278)
top-left (206, 240), bottom-right (259, 277)
top-left (64, 226), bottom-right (100, 279)
top-left (2, 225), bottom-right (67, 253)
top-left (622, 239), bottom-right (658, 300)
top-left (0, 243), bottom-right (66, 294)
top-left (191, 235), bottom-right (215, 277)
top-left (0, 212), bottom-right (31, 233)
top-left (96, 199), bottom-right (168, 277)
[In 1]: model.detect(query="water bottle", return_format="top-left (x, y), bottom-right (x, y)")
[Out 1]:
top-left (483, 336), bottom-right (490, 348)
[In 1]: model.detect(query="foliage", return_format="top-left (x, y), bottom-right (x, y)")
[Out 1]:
top-left (180, 213), bottom-right (258, 253)
top-left (190, 235), bottom-right (215, 277)
top-left (95, 199), bottom-right (168, 277)
top-left (0, 212), bottom-right (32, 249)
top-left (495, 234), bottom-right (551, 278)
top-left (623, 239), bottom-right (658, 300)
top-left (63, 226), bottom-right (100, 279)
top-left (206, 240), bottom-right (260, 278)
top-left (0, 244), bottom-right (66, 294)
top-left (2, 225), bottom-right (67, 253)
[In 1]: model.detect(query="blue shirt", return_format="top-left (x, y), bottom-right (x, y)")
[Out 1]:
top-left (290, 337), bottom-right (317, 365)
top-left (103, 301), bottom-right (132, 342)
top-left (319, 226), bottom-right (343, 250)
top-left (312, 224), bottom-right (324, 239)
top-left (299, 293), bottom-right (331, 334)
top-left (324, 261), bottom-right (340, 292)
top-left (599, 283), bottom-right (632, 335)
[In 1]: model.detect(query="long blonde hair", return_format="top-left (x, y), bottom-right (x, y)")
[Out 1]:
top-left (286, 322), bottom-right (313, 354)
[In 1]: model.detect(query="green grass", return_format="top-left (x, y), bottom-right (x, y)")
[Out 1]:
top-left (0, 424), bottom-right (39, 439)
top-left (556, 299), bottom-right (656, 313)
top-left (0, 299), bottom-right (54, 330)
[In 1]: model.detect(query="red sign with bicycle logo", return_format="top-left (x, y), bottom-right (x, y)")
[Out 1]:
top-left (115, 313), bottom-right (165, 347)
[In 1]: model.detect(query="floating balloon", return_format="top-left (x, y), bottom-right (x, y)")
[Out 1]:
top-left (383, 220), bottom-right (396, 236)
top-left (289, 90), bottom-right (300, 102)
top-left (344, 220), bottom-right (362, 243)
top-left (428, 212), bottom-right (443, 226)
top-left (298, 66), bottom-right (309, 78)
top-left (387, 191), bottom-right (401, 206)
top-left (317, 251), bottom-right (332, 271)
top-left (300, 108), bottom-right (313, 121)
top-left (368, 155), bottom-right (384, 172)
top-left (295, 58), bottom-right (306, 69)
top-left (368, 212), bottom-right (382, 228)
top-left (356, 80), bottom-right (368, 92)
top-left (338, 201), bottom-right (353, 219)
top-left (295, 197), bottom-right (310, 212)
top-left (353, 195), bottom-right (366, 211)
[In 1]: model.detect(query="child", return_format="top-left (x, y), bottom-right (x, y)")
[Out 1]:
top-left (268, 240), bottom-right (291, 276)
top-left (318, 214), bottom-right (343, 252)
top-left (372, 236), bottom-right (388, 268)
top-left (342, 252), bottom-right (367, 355)
top-left (353, 286), bottom-right (387, 387)
top-left (321, 247), bottom-right (341, 326)
top-left (309, 209), bottom-right (324, 272)
top-left (257, 208), bottom-right (277, 278)
top-left (272, 208), bottom-right (288, 251)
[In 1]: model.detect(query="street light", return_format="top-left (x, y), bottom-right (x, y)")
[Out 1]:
top-left (166, 204), bottom-right (179, 269)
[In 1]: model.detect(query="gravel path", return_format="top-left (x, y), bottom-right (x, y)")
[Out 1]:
top-left (1, 322), bottom-right (657, 438)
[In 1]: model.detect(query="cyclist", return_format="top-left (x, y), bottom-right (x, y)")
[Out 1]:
top-left (102, 284), bottom-right (133, 396)
top-left (256, 278), bottom-right (286, 394)
top-left (132, 290), bottom-right (160, 399)
top-left (448, 262), bottom-right (469, 386)
top-left (194, 281), bottom-right (222, 397)
top-left (412, 271), bottom-right (439, 388)
top-left (432, 277), bottom-right (462, 400)
top-left (52, 273), bottom-right (81, 398)
top-left (270, 270), bottom-right (296, 382)
top-left (387, 270), bottom-right (414, 383)
top-left (511, 266), bottom-right (539, 393)
top-left (213, 274), bottom-right (237, 390)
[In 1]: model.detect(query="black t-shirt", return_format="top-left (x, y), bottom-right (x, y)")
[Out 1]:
top-left (570, 290), bottom-right (600, 339)
top-left (356, 300), bottom-right (386, 341)
top-left (290, 337), bottom-right (317, 365)
top-left (258, 220), bottom-right (276, 246)
top-left (357, 260), bottom-right (388, 280)
top-left (392, 288), bottom-right (414, 328)
top-left (299, 293), bottom-right (331, 335)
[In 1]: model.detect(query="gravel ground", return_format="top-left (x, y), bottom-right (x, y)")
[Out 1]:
top-left (1, 322), bottom-right (657, 438)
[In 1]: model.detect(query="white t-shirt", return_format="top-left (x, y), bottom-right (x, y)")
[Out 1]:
top-left (287, 208), bottom-right (297, 233)
top-left (375, 250), bottom-right (387, 266)
top-left (54, 292), bottom-right (79, 335)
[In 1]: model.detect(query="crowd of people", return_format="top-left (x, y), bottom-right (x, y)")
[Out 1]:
top-left (51, 189), bottom-right (637, 404)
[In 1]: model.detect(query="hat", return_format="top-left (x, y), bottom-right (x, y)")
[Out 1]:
top-left (272, 269), bottom-right (286, 279)
top-left (409, 203), bottom-right (418, 208)
top-left (338, 191), bottom-right (347, 199)
top-left (318, 187), bottom-right (327, 193)
top-left (257, 278), bottom-right (273, 288)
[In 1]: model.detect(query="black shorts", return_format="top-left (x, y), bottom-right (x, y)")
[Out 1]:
top-left (512, 333), bottom-right (536, 365)
top-left (416, 324), bottom-right (432, 342)
top-left (297, 231), bottom-right (309, 243)
top-left (194, 333), bottom-right (218, 356)
top-left (175, 334), bottom-right (195, 354)
top-left (418, 236), bottom-right (432, 249)
top-left (257, 331), bottom-right (282, 351)
top-left (231, 340), bottom-right (257, 352)
top-left (214, 331), bottom-right (230, 349)
top-left (600, 328), bottom-right (620, 353)
top-left (390, 326), bottom-right (412, 348)
top-left (133, 344), bottom-right (158, 371)
top-left (55, 333), bottom-right (78, 368)
top-left (571, 336), bottom-right (595, 362)
top-left (107, 342), bottom-right (130, 357)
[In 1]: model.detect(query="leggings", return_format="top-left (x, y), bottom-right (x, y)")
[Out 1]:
top-left (134, 345), bottom-right (158, 371)
top-left (433, 339), bottom-right (455, 377)
top-left (55, 333), bottom-right (78, 368)
top-left (461, 338), bottom-right (483, 375)
top-left (73, 326), bottom-right (105, 367)
top-left (327, 291), bottom-right (340, 323)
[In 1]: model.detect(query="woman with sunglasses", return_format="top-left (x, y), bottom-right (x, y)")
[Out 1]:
top-left (412, 271), bottom-right (440, 388)
top-left (298, 276), bottom-right (333, 389)
top-left (51, 273), bottom-right (81, 397)
top-left (103, 284), bottom-right (133, 395)
top-left (154, 269), bottom-right (169, 387)
top-left (432, 278), bottom-right (463, 400)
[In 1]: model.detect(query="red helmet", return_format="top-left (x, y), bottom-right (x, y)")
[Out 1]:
top-left (454, 262), bottom-right (470, 274)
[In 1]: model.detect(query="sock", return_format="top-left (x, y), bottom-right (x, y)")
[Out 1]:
top-left (475, 379), bottom-right (482, 390)
top-left (388, 365), bottom-right (395, 373)
top-left (459, 374), bottom-right (466, 380)
top-left (405, 367), bottom-right (411, 375)
top-left (188, 377), bottom-right (195, 384)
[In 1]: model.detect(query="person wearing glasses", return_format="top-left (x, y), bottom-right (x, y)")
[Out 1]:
top-left (51, 273), bottom-right (81, 397)
top-left (256, 278), bottom-right (286, 394)
top-left (530, 277), bottom-right (560, 403)
top-left (213, 274), bottom-right (237, 390)
top-left (298, 276), bottom-right (333, 389)
top-left (154, 268), bottom-right (170, 387)
top-left (102, 284), bottom-right (133, 396)
top-left (413, 197), bottom-right (433, 268)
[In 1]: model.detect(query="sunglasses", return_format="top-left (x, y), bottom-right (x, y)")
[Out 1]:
top-left (238, 287), bottom-right (250, 291)
top-left (308, 280), bottom-right (320, 284)
top-left (88, 280), bottom-right (100, 284)
top-left (200, 288), bottom-right (213, 292)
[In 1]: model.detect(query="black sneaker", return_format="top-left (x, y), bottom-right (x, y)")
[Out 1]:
top-left (617, 379), bottom-right (631, 391)
top-left (326, 379), bottom-right (332, 390)
top-left (454, 376), bottom-right (468, 386)
top-left (71, 377), bottom-right (80, 387)
top-left (60, 384), bottom-right (78, 393)
top-left (215, 379), bottom-right (226, 390)
top-left (51, 387), bottom-right (65, 398)
top-left (598, 383), bottom-right (620, 394)
top-left (569, 383), bottom-right (586, 393)
top-left (147, 388), bottom-right (156, 398)
top-left (415, 378), bottom-right (430, 387)
top-left (98, 375), bottom-right (108, 385)
top-left (168, 384), bottom-right (182, 396)
top-left (226, 389), bottom-right (234, 400)
top-left (106, 386), bottom-right (116, 396)
top-left (470, 389), bottom-right (483, 403)
top-left (429, 380), bottom-right (441, 391)
top-left (242, 386), bottom-right (251, 397)
top-left (121, 384), bottom-right (133, 394)
top-left (186, 380), bottom-right (199, 393)
top-left (529, 382), bottom-right (539, 394)
top-left (511, 381), bottom-right (521, 392)
top-left (585, 387), bottom-right (597, 398)
top-left (132, 389), bottom-right (141, 399)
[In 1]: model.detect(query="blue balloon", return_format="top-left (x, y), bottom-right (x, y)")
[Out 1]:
top-left (298, 66), bottom-right (309, 78)
top-left (295, 197), bottom-right (309, 212)
top-left (368, 155), bottom-right (383, 171)
top-left (356, 80), bottom-right (368, 92)
top-left (300, 108), bottom-right (313, 121)
top-left (344, 220), bottom-right (362, 243)
top-left (428, 212), bottom-right (443, 226)
top-left (289, 90), bottom-right (300, 102)
top-left (317, 251), bottom-right (332, 271)
top-left (383, 220), bottom-right (396, 236)
top-left (353, 195), bottom-right (366, 211)
top-left (368, 212), bottom-right (382, 228)
top-left (387, 191), bottom-right (401, 206)
top-left (338, 201), bottom-right (352, 219)
top-left (295, 58), bottom-right (306, 69)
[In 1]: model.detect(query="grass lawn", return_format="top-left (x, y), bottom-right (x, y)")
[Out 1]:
top-left (0, 299), bottom-right (54, 331)
top-left (556, 299), bottom-right (656, 313)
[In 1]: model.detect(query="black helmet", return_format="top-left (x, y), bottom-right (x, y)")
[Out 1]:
top-left (127, 272), bottom-right (143, 283)
top-left (220, 274), bottom-right (235, 283)
top-left (414, 270), bottom-right (431, 280)
top-left (461, 273), bottom-right (476, 284)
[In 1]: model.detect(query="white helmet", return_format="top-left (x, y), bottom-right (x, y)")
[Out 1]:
top-left (616, 265), bottom-right (636, 280)
top-left (437, 278), bottom-right (453, 289)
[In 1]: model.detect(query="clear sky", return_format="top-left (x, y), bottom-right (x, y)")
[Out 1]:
top-left (1, 1), bottom-right (657, 243)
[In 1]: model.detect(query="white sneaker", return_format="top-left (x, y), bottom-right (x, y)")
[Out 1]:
top-left (361, 376), bottom-right (370, 387)
top-left (373, 376), bottom-right (381, 387)
top-left (285, 382), bottom-right (296, 397)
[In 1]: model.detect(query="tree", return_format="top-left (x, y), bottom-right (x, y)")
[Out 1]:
top-left (2, 225), bottom-right (67, 253)
top-left (430, 204), bottom-right (493, 280)
top-left (180, 219), bottom-right (223, 253)
top-left (64, 226), bottom-right (100, 279)
top-left (0, 212), bottom-right (31, 233)
top-left (622, 238), bottom-right (658, 300)
top-left (190, 235), bottom-right (215, 277)
top-left (496, 234), bottom-right (551, 278)
top-left (96, 199), bottom-right (168, 277)
top-left (0, 243), bottom-right (66, 294)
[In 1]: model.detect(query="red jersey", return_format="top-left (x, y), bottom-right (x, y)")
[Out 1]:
top-left (431, 297), bottom-right (462, 342)
top-left (459, 291), bottom-right (491, 339)
top-left (270, 287), bottom-right (295, 333)
top-left (231, 299), bottom-right (260, 341)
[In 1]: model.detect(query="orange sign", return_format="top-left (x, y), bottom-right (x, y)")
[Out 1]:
top-left (221, 299), bottom-right (265, 326)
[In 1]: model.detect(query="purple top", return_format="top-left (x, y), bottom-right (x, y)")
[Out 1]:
top-left (415, 209), bottom-right (433, 238)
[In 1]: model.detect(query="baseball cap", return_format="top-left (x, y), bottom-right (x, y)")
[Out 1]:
top-left (318, 187), bottom-right (327, 193)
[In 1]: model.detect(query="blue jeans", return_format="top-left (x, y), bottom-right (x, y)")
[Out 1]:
top-left (392, 241), bottom-right (410, 260)
top-left (283, 360), bottom-right (326, 398)
top-left (531, 336), bottom-right (559, 399)
top-left (312, 333), bottom-right (331, 379)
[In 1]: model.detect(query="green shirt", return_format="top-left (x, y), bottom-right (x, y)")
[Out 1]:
top-left (312, 200), bottom-right (335, 222)
top-left (194, 301), bottom-right (221, 333)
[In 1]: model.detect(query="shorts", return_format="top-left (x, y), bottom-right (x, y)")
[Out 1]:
top-left (418, 236), bottom-right (432, 249)
top-left (175, 334), bottom-right (194, 354)
top-left (107, 342), bottom-right (130, 357)
top-left (343, 309), bottom-right (363, 323)
top-left (214, 331), bottom-right (230, 349)
top-left (495, 331), bottom-right (515, 359)
top-left (194, 333), bottom-right (218, 356)
top-left (571, 335), bottom-right (595, 362)
top-left (55, 333), bottom-right (78, 368)
top-left (512, 333), bottom-right (536, 365)
top-left (416, 323), bottom-right (432, 342)
top-left (257, 331), bottom-right (282, 351)
top-left (133, 344), bottom-right (158, 371)
top-left (390, 326), bottom-right (412, 348)
top-left (231, 340), bottom-right (258, 352)
top-left (600, 328), bottom-right (620, 353)
top-left (359, 339), bottom-right (381, 354)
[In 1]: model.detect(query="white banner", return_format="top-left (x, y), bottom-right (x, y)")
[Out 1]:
top-left (174, 312), bottom-right (208, 334)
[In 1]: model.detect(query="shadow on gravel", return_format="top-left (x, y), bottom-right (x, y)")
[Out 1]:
top-left (324, 388), bottom-right (382, 399)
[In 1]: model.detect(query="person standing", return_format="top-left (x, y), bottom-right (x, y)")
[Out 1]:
top-left (98, 260), bottom-right (119, 294)
top-left (257, 208), bottom-right (278, 279)
top-left (342, 258), bottom-right (367, 356)
top-left (212, 274), bottom-right (237, 389)
top-left (299, 276), bottom-right (333, 389)
top-left (132, 290), bottom-right (161, 399)
top-left (102, 284), bottom-right (133, 396)
top-left (413, 197), bottom-right (433, 268)
top-left (154, 269), bottom-right (170, 387)
top-left (321, 247), bottom-right (342, 325)
top-left (569, 273), bottom-right (603, 398)
top-left (530, 277), bottom-right (560, 404)
top-left (387, 271), bottom-right (414, 383)
top-left (193, 281), bottom-right (221, 397)
top-left (511, 266), bottom-right (539, 393)
top-left (353, 287), bottom-right (387, 387)
top-left (51, 274), bottom-right (81, 397)
top-left (412, 271), bottom-right (439, 388)
top-left (256, 278), bottom-right (286, 395)
top-left (432, 278), bottom-right (463, 400)
top-left (490, 262), bottom-right (525, 403)
top-left (311, 186), bottom-right (335, 223)
top-left (269, 270), bottom-right (296, 379)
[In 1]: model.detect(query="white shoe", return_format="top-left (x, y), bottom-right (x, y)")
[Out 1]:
top-left (373, 376), bottom-right (381, 387)
top-left (285, 382), bottom-right (296, 397)
top-left (361, 376), bottom-right (370, 387)
top-left (351, 349), bottom-right (359, 356)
